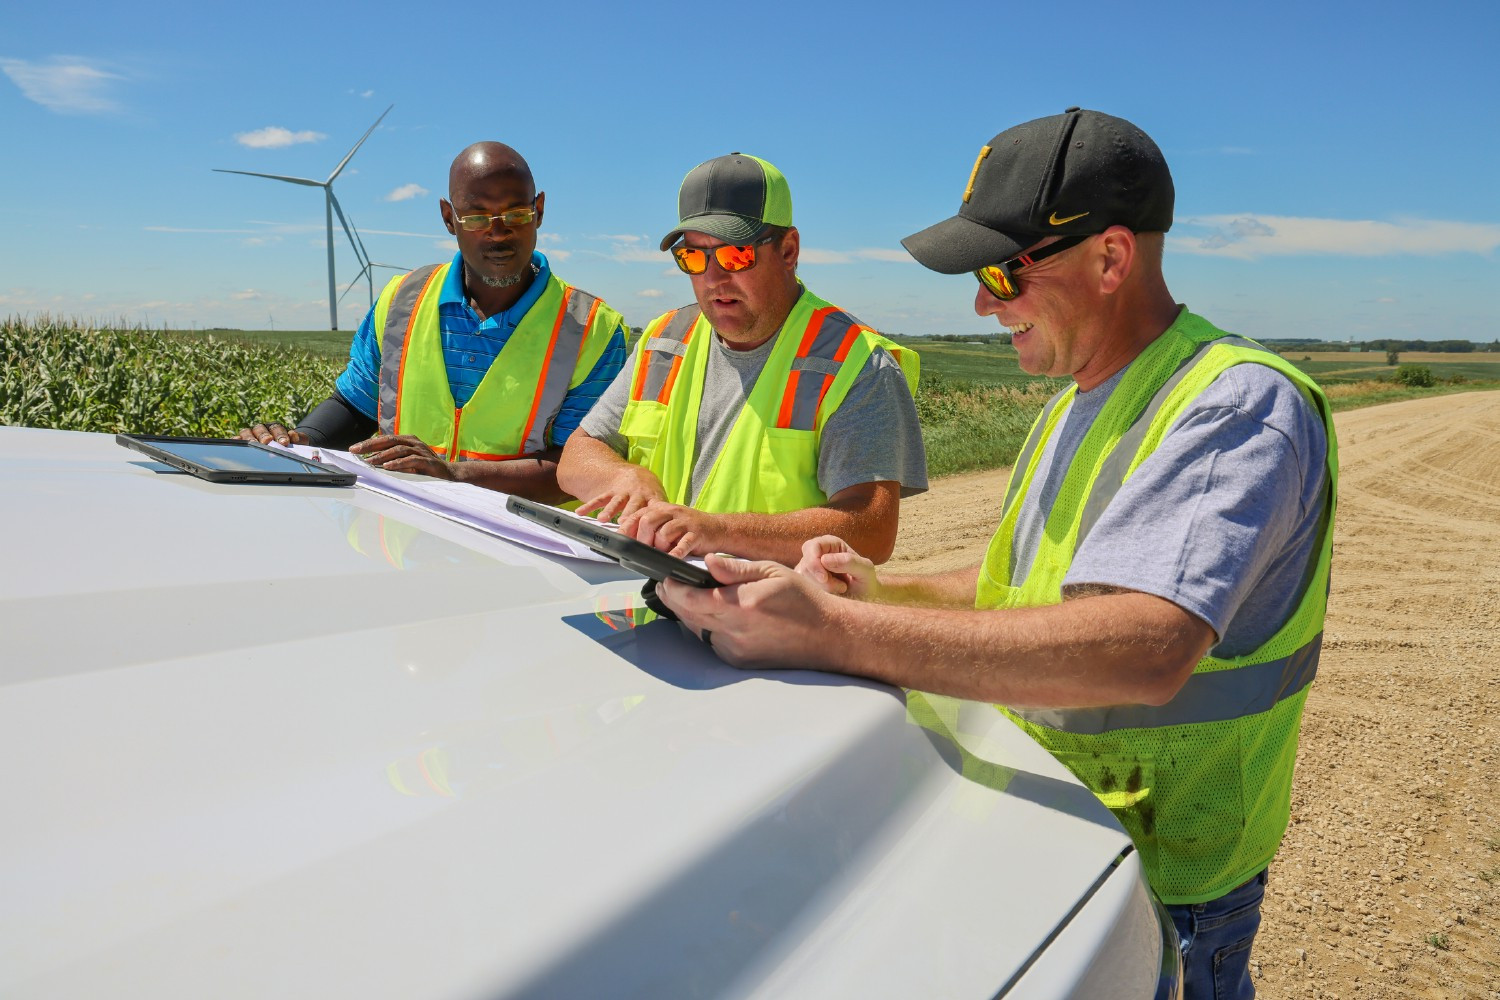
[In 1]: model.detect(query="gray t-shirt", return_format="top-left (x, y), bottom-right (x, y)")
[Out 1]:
top-left (579, 319), bottom-right (928, 505)
top-left (1010, 356), bottom-right (1329, 658)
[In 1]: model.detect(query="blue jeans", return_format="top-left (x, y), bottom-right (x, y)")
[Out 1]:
top-left (1165, 869), bottom-right (1268, 1000)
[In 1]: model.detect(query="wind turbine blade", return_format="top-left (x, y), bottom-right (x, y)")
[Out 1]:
top-left (326, 103), bottom-right (394, 184)
top-left (339, 264), bottom-right (372, 304)
top-left (213, 168), bottom-right (324, 187)
top-left (328, 192), bottom-right (367, 269)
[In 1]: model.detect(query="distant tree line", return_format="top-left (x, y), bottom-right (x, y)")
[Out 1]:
top-left (1263, 338), bottom-right (1497, 353)
top-left (906, 332), bottom-right (1013, 345)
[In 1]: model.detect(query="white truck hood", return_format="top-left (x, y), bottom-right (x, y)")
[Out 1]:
top-left (0, 427), bottom-right (1145, 999)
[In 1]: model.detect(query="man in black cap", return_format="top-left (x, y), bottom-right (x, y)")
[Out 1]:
top-left (655, 111), bottom-right (1339, 998)
top-left (557, 152), bottom-right (927, 566)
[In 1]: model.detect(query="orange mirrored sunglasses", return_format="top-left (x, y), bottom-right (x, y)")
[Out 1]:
top-left (671, 235), bottom-right (775, 275)
top-left (974, 235), bottom-right (1089, 300)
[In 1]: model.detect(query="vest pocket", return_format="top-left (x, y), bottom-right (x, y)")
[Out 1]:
top-left (755, 428), bottom-right (820, 512)
top-left (622, 406), bottom-right (666, 468)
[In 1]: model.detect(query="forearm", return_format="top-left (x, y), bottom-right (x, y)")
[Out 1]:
top-left (703, 482), bottom-right (901, 565)
top-left (867, 564), bottom-right (982, 609)
top-left (818, 590), bottom-right (1213, 708)
top-left (556, 432), bottom-right (636, 499)
top-left (453, 448), bottom-right (568, 503)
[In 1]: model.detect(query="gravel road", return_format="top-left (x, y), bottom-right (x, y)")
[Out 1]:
top-left (888, 390), bottom-right (1500, 998)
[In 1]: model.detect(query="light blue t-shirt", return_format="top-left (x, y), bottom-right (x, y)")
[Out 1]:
top-left (1011, 346), bottom-right (1329, 658)
top-left (333, 251), bottom-right (626, 447)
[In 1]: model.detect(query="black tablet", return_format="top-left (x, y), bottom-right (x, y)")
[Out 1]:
top-left (505, 496), bottom-right (720, 587)
top-left (116, 434), bottom-right (356, 487)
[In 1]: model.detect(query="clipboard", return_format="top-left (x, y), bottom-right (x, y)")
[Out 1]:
top-left (117, 434), bottom-right (356, 487)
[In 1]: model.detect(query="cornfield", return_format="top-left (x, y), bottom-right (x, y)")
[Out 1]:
top-left (1, 317), bottom-right (342, 436)
top-left (916, 369), bottom-right (1054, 477)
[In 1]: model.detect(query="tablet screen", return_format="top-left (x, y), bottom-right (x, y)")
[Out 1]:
top-left (147, 440), bottom-right (334, 474)
top-left (117, 435), bottom-right (356, 486)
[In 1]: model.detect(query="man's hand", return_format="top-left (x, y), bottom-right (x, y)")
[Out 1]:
top-left (349, 435), bottom-right (456, 479)
top-left (620, 501), bottom-right (720, 558)
top-left (238, 423), bottom-right (309, 447)
top-left (575, 465), bottom-right (669, 524)
top-left (795, 535), bottom-right (882, 599)
top-left (657, 554), bottom-right (842, 670)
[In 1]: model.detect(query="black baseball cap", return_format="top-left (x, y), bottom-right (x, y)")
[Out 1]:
top-left (902, 108), bottom-right (1174, 274)
top-left (658, 152), bottom-right (794, 251)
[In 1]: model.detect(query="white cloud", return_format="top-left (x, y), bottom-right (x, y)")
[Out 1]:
top-left (638, 289), bottom-right (665, 298)
top-left (435, 239), bottom-right (457, 252)
top-left (547, 249), bottom-right (572, 262)
top-left (853, 248), bottom-right (912, 262)
top-left (799, 247), bottom-right (912, 265)
top-left (1171, 214), bottom-right (1500, 260)
top-left (146, 226), bottom-right (261, 234)
top-left (230, 289), bottom-right (263, 301)
top-left (600, 234), bottom-right (643, 243)
top-left (1375, 297), bottom-right (1398, 304)
top-left (537, 233), bottom-right (565, 246)
top-left (384, 183), bottom-right (428, 202)
top-left (1, 56), bottom-right (125, 114)
top-left (235, 126), bottom-right (327, 149)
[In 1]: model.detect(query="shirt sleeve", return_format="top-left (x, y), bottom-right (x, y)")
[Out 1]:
top-left (817, 348), bottom-right (930, 499)
top-left (332, 304), bottom-right (383, 422)
top-left (549, 323), bottom-right (628, 447)
top-left (1065, 364), bottom-right (1329, 654)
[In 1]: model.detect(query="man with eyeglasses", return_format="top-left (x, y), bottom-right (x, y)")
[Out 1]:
top-left (556, 152), bottom-right (927, 565)
top-left (239, 141), bottom-right (627, 501)
top-left (653, 111), bottom-right (1338, 999)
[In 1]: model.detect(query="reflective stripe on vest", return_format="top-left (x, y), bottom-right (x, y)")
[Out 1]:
top-left (630, 308), bottom-right (701, 405)
top-left (1011, 634), bottom-right (1322, 734)
top-left (374, 264), bottom-right (606, 459)
top-left (377, 263), bottom-right (443, 429)
top-left (777, 307), bottom-right (873, 430)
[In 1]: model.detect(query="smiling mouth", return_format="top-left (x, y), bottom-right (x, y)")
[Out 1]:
top-left (1007, 322), bottom-right (1034, 335)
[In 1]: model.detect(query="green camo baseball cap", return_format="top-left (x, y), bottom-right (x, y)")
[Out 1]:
top-left (658, 152), bottom-right (794, 251)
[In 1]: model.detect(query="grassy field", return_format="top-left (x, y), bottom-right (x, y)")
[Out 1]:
top-left (5, 319), bottom-right (1497, 477)
top-left (1278, 350), bottom-right (1500, 385)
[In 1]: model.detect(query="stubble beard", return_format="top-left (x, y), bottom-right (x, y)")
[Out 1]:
top-left (476, 270), bottom-right (526, 289)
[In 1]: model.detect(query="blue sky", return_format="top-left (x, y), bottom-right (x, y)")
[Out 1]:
top-left (3, 0), bottom-right (1497, 342)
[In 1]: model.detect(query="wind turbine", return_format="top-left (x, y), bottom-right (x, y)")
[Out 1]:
top-left (338, 216), bottom-right (412, 310)
top-left (215, 104), bottom-right (393, 330)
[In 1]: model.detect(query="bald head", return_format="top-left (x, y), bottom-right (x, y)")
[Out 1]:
top-left (449, 142), bottom-right (534, 201)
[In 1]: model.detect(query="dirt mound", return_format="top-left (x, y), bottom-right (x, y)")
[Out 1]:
top-left (891, 391), bottom-right (1500, 997)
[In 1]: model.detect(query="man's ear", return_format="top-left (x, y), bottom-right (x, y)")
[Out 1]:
top-left (1097, 226), bottom-right (1136, 295)
top-left (779, 227), bottom-right (801, 270)
top-left (533, 191), bottom-right (545, 230)
top-left (440, 198), bottom-right (456, 236)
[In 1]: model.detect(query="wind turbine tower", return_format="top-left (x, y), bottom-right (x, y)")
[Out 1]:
top-left (216, 104), bottom-right (393, 330)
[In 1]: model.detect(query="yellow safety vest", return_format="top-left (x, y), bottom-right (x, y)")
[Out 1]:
top-left (373, 263), bottom-right (621, 461)
top-left (976, 309), bottom-right (1338, 904)
top-left (617, 289), bottom-right (918, 513)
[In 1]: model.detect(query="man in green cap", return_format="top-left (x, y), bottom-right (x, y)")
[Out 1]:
top-left (557, 152), bottom-right (927, 565)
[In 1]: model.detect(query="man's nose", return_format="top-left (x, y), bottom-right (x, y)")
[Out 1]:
top-left (974, 282), bottom-right (1005, 317)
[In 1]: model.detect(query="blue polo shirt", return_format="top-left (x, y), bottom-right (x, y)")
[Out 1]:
top-left (333, 251), bottom-right (626, 448)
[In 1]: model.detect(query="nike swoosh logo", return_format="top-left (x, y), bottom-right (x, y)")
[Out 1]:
top-left (1049, 211), bottom-right (1089, 225)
